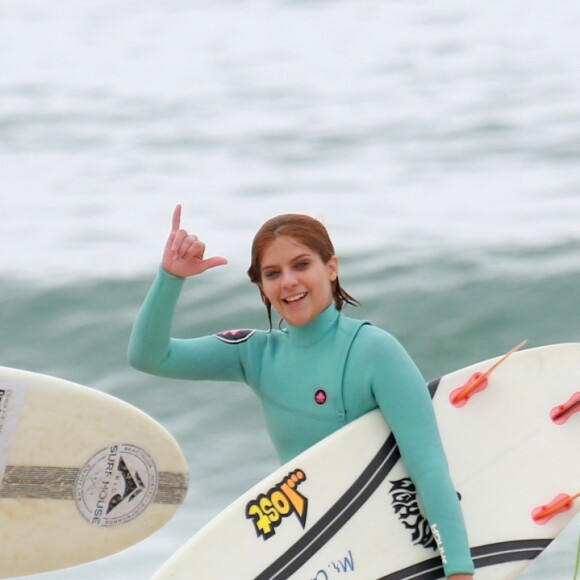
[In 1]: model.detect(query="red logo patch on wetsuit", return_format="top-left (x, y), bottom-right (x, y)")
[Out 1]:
top-left (314, 389), bottom-right (327, 405)
top-left (215, 329), bottom-right (256, 344)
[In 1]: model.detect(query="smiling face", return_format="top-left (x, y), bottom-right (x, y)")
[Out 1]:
top-left (259, 236), bottom-right (338, 327)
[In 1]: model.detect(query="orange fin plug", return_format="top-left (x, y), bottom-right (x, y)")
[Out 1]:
top-left (449, 372), bottom-right (488, 408)
top-left (450, 340), bottom-right (528, 408)
top-left (532, 492), bottom-right (580, 525)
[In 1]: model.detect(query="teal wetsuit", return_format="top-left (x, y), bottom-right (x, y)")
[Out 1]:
top-left (128, 268), bottom-right (474, 577)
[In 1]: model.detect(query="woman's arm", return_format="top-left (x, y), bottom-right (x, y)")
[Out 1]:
top-left (128, 205), bottom-right (246, 382)
top-left (358, 327), bottom-right (474, 578)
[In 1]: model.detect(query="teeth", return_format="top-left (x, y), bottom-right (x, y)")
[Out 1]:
top-left (285, 293), bottom-right (306, 303)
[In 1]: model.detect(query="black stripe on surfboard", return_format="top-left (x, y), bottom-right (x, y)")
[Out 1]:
top-left (254, 434), bottom-right (401, 580)
top-left (254, 378), bottom-right (443, 580)
top-left (377, 539), bottom-right (551, 580)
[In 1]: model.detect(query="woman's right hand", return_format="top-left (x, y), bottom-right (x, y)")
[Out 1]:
top-left (162, 204), bottom-right (228, 278)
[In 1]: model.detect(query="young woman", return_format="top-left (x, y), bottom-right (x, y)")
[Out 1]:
top-left (128, 205), bottom-right (475, 579)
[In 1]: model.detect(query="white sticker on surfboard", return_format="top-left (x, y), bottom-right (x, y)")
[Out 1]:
top-left (0, 381), bottom-right (27, 487)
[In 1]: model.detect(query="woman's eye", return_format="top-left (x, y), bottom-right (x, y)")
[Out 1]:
top-left (295, 261), bottom-right (310, 270)
top-left (264, 270), bottom-right (279, 279)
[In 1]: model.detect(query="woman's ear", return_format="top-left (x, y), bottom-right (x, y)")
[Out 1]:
top-left (328, 255), bottom-right (339, 281)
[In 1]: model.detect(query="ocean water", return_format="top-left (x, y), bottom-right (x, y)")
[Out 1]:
top-left (1, 0), bottom-right (579, 578)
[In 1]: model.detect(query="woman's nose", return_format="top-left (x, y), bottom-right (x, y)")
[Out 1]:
top-left (280, 269), bottom-right (297, 287)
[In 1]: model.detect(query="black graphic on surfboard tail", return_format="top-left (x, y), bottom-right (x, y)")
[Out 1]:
top-left (377, 539), bottom-right (551, 580)
top-left (254, 378), bottom-right (443, 580)
top-left (107, 455), bottom-right (145, 514)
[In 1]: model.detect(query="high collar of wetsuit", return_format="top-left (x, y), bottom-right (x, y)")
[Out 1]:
top-left (286, 303), bottom-right (339, 348)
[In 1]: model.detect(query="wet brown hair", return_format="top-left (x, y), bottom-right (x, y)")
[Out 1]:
top-left (247, 214), bottom-right (359, 327)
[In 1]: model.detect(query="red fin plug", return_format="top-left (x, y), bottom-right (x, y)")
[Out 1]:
top-left (532, 493), bottom-right (580, 525)
top-left (450, 372), bottom-right (489, 408)
top-left (550, 392), bottom-right (580, 425)
top-left (449, 340), bottom-right (527, 408)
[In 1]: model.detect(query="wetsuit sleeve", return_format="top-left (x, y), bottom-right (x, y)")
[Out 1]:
top-left (128, 268), bottom-right (253, 383)
top-left (356, 326), bottom-right (474, 577)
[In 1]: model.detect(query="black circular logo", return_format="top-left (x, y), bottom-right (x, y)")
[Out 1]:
top-left (74, 444), bottom-right (158, 527)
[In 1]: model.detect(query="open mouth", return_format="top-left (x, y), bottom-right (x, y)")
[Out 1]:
top-left (283, 292), bottom-right (307, 304)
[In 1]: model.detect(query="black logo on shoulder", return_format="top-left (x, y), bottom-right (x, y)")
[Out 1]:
top-left (215, 329), bottom-right (256, 344)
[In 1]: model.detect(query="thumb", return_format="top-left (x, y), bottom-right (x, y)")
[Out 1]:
top-left (199, 256), bottom-right (228, 272)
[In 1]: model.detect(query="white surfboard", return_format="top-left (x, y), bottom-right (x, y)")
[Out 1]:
top-left (152, 343), bottom-right (580, 580)
top-left (0, 367), bottom-right (189, 579)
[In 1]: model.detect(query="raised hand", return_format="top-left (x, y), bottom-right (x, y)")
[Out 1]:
top-left (162, 204), bottom-right (228, 278)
